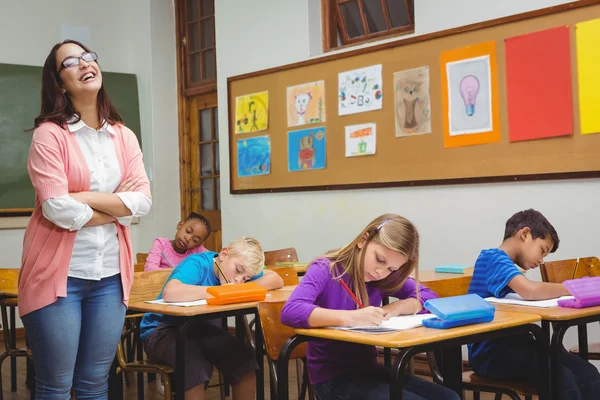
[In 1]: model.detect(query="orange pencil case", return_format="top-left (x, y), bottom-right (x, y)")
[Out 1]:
top-left (206, 282), bottom-right (267, 305)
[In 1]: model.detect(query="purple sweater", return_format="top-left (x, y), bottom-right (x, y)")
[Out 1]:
top-left (281, 257), bottom-right (438, 384)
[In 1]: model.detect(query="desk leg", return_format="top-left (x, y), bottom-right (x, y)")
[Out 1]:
top-left (10, 305), bottom-right (16, 392)
top-left (254, 311), bottom-right (265, 400)
top-left (439, 346), bottom-right (462, 397)
top-left (577, 323), bottom-right (589, 360)
top-left (136, 324), bottom-right (145, 400)
top-left (176, 321), bottom-right (192, 400)
top-left (277, 335), bottom-right (308, 400)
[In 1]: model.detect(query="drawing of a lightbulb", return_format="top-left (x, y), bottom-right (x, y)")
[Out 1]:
top-left (459, 75), bottom-right (480, 116)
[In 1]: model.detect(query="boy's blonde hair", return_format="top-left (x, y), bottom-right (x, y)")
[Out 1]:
top-left (226, 237), bottom-right (265, 276)
top-left (324, 213), bottom-right (420, 307)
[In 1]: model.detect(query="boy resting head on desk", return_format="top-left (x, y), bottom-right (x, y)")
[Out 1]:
top-left (468, 209), bottom-right (600, 399)
top-left (140, 237), bottom-right (283, 400)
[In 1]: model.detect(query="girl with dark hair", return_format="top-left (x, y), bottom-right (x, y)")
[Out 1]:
top-left (19, 40), bottom-right (152, 399)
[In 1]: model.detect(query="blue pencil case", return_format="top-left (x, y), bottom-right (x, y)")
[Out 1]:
top-left (434, 264), bottom-right (470, 274)
top-left (422, 294), bottom-right (495, 329)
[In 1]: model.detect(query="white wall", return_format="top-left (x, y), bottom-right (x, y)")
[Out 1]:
top-left (216, 0), bottom-right (596, 352)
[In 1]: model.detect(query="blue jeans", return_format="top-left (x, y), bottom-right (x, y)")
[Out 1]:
top-left (472, 335), bottom-right (600, 400)
top-left (22, 274), bottom-right (126, 399)
top-left (313, 369), bottom-right (461, 400)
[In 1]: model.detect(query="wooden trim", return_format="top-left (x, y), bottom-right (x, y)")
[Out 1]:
top-left (342, 23), bottom-right (414, 45)
top-left (404, 0), bottom-right (414, 26)
top-left (334, 2), bottom-right (350, 42)
top-left (356, 0), bottom-right (371, 36)
top-left (182, 81), bottom-right (217, 97)
top-left (228, 0), bottom-right (590, 84)
top-left (322, 0), bottom-right (338, 50)
top-left (230, 171), bottom-right (600, 195)
top-left (380, 0), bottom-right (392, 30)
top-left (0, 209), bottom-right (33, 216)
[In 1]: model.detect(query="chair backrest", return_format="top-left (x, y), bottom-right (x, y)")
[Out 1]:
top-left (269, 266), bottom-right (300, 286)
top-left (264, 248), bottom-right (299, 266)
top-left (541, 257), bottom-right (600, 283)
top-left (0, 269), bottom-right (19, 292)
top-left (421, 275), bottom-right (472, 298)
top-left (257, 301), bottom-right (307, 361)
top-left (136, 252), bottom-right (149, 264)
top-left (134, 262), bottom-right (145, 273)
top-left (128, 270), bottom-right (172, 304)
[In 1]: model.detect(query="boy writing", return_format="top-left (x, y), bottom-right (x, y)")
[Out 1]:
top-left (140, 237), bottom-right (284, 400)
top-left (468, 209), bottom-right (600, 399)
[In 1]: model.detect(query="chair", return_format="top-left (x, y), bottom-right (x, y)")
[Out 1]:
top-left (268, 266), bottom-right (300, 286)
top-left (257, 301), bottom-right (313, 400)
top-left (0, 268), bottom-right (32, 399)
top-left (134, 262), bottom-right (145, 273)
top-left (420, 269), bottom-right (536, 400)
top-left (541, 257), bottom-right (600, 360)
top-left (264, 248), bottom-right (299, 266)
top-left (136, 253), bottom-right (149, 264)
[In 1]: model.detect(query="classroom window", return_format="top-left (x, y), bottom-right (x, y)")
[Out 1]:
top-left (198, 107), bottom-right (220, 211)
top-left (178, 0), bottom-right (216, 95)
top-left (323, 0), bottom-right (414, 50)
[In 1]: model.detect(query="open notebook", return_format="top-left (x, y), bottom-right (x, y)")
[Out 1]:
top-left (331, 314), bottom-right (431, 334)
top-left (145, 299), bottom-right (208, 307)
top-left (486, 293), bottom-right (574, 308)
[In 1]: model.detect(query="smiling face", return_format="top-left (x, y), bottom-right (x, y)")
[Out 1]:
top-left (515, 228), bottom-right (554, 271)
top-left (215, 249), bottom-right (256, 285)
top-left (56, 43), bottom-right (102, 99)
top-left (358, 240), bottom-right (408, 283)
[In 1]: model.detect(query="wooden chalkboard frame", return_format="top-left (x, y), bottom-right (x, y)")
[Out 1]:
top-left (227, 0), bottom-right (600, 195)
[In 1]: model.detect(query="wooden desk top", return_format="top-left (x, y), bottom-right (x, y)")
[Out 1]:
top-left (294, 311), bottom-right (540, 348)
top-left (0, 288), bottom-right (18, 297)
top-left (127, 288), bottom-right (292, 316)
top-left (415, 267), bottom-right (474, 283)
top-left (492, 303), bottom-right (600, 321)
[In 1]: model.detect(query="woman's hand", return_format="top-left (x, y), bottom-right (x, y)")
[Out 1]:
top-left (114, 177), bottom-right (139, 193)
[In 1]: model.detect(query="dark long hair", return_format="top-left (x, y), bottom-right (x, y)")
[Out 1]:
top-left (34, 39), bottom-right (123, 129)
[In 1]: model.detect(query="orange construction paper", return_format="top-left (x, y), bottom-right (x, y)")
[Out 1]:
top-left (440, 41), bottom-right (501, 148)
top-left (505, 26), bottom-right (573, 142)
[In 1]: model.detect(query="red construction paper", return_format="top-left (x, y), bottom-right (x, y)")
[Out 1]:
top-left (505, 26), bottom-right (573, 142)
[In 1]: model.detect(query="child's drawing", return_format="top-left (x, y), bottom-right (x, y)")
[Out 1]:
top-left (393, 66), bottom-right (431, 137)
top-left (446, 55), bottom-right (492, 136)
top-left (345, 123), bottom-right (376, 157)
top-left (286, 81), bottom-right (326, 127)
top-left (234, 91), bottom-right (269, 133)
top-left (338, 64), bottom-right (383, 116)
top-left (237, 135), bottom-right (271, 177)
top-left (287, 127), bottom-right (326, 172)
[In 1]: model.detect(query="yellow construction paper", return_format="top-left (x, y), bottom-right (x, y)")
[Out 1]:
top-left (234, 91), bottom-right (269, 133)
top-left (576, 19), bottom-right (600, 135)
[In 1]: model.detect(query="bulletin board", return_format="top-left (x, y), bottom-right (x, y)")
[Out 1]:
top-left (228, 0), bottom-right (600, 194)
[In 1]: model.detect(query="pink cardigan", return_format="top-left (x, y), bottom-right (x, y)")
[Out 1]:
top-left (19, 122), bottom-right (151, 317)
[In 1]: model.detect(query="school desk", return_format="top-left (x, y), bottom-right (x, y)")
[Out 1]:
top-left (276, 311), bottom-right (550, 400)
top-left (124, 288), bottom-right (293, 400)
top-left (492, 303), bottom-right (600, 396)
top-left (273, 262), bottom-right (309, 275)
top-left (0, 286), bottom-right (28, 393)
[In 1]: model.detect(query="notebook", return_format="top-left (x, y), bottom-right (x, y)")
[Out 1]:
top-left (433, 264), bottom-right (470, 274)
top-left (145, 299), bottom-right (208, 307)
top-left (331, 314), bottom-right (431, 334)
top-left (486, 293), bottom-right (574, 308)
top-left (422, 294), bottom-right (495, 329)
top-left (558, 276), bottom-right (600, 308)
top-left (206, 282), bottom-right (267, 305)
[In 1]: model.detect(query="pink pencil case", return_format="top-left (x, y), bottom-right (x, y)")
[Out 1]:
top-left (558, 276), bottom-right (600, 309)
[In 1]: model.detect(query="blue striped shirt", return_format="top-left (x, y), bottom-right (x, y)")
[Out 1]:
top-left (467, 248), bottom-right (523, 375)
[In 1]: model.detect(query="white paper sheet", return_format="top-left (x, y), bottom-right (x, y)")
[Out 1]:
top-left (485, 293), bottom-right (574, 308)
top-left (145, 299), bottom-right (208, 307)
top-left (331, 314), bottom-right (430, 334)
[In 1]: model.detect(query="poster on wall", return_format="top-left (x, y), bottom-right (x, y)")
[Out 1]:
top-left (345, 123), bottom-right (376, 157)
top-left (286, 80), bottom-right (326, 127)
top-left (234, 91), bottom-right (269, 133)
top-left (505, 26), bottom-right (572, 142)
top-left (440, 41), bottom-right (500, 148)
top-left (338, 64), bottom-right (383, 116)
top-left (576, 18), bottom-right (600, 135)
top-left (237, 135), bottom-right (271, 177)
top-left (393, 66), bottom-right (431, 137)
top-left (287, 127), bottom-right (326, 172)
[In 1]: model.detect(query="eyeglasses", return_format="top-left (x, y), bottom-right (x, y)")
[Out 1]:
top-left (58, 52), bottom-right (98, 72)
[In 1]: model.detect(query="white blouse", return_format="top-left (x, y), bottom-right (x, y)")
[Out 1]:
top-left (41, 119), bottom-right (152, 280)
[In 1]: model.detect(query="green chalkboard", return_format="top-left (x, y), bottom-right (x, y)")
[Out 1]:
top-left (0, 63), bottom-right (142, 213)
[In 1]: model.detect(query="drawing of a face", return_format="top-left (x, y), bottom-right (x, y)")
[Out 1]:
top-left (294, 92), bottom-right (312, 115)
top-left (299, 134), bottom-right (314, 150)
top-left (401, 82), bottom-right (420, 101)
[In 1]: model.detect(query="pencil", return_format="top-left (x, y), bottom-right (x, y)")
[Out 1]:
top-left (161, 252), bottom-right (176, 269)
top-left (214, 259), bottom-right (230, 284)
top-left (338, 279), bottom-right (364, 309)
top-left (572, 258), bottom-right (580, 280)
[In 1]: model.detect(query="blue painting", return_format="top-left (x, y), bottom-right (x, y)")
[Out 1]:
top-left (237, 135), bottom-right (271, 177)
top-left (287, 127), bottom-right (326, 172)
